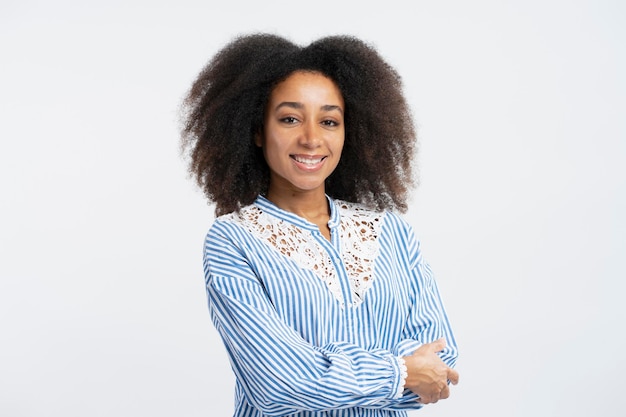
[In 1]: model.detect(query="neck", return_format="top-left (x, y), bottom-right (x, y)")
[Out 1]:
top-left (265, 187), bottom-right (330, 222)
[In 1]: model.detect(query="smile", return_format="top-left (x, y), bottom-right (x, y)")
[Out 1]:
top-left (291, 155), bottom-right (326, 165)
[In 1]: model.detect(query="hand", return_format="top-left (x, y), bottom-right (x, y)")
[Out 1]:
top-left (402, 338), bottom-right (459, 404)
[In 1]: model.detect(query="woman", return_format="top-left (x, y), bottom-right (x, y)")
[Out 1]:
top-left (181, 33), bottom-right (459, 417)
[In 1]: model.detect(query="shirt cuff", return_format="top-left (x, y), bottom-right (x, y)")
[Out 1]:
top-left (388, 355), bottom-right (408, 399)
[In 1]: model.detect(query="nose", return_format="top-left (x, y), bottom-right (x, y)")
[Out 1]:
top-left (299, 120), bottom-right (321, 148)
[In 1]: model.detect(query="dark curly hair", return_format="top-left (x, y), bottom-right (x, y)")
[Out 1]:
top-left (181, 33), bottom-right (417, 216)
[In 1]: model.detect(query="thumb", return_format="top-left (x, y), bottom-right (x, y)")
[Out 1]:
top-left (428, 337), bottom-right (446, 352)
top-left (447, 368), bottom-right (460, 385)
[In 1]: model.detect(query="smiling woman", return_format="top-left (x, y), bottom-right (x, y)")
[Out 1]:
top-left (180, 33), bottom-right (459, 417)
top-left (256, 71), bottom-right (345, 240)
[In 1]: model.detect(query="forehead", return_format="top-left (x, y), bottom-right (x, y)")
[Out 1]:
top-left (268, 71), bottom-right (344, 104)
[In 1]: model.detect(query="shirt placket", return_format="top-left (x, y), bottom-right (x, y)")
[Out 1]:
top-left (313, 225), bottom-right (354, 308)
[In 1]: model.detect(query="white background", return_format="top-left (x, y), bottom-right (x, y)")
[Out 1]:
top-left (1, 0), bottom-right (624, 416)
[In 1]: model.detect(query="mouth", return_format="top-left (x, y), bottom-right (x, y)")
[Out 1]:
top-left (290, 154), bottom-right (328, 171)
top-left (291, 155), bottom-right (326, 165)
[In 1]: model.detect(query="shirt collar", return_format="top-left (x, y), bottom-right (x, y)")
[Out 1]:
top-left (254, 195), bottom-right (340, 231)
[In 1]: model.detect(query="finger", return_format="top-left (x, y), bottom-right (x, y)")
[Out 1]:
top-left (447, 368), bottom-right (460, 385)
top-left (418, 395), bottom-right (432, 405)
top-left (440, 384), bottom-right (450, 400)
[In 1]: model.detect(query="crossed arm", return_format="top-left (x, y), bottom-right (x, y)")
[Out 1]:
top-left (203, 220), bottom-right (458, 415)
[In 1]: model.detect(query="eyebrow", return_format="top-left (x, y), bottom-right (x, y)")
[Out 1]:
top-left (274, 102), bottom-right (344, 115)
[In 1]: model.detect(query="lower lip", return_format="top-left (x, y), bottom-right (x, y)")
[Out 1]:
top-left (291, 157), bottom-right (326, 172)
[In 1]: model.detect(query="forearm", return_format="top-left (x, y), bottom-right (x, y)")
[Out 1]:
top-left (208, 279), bottom-right (408, 415)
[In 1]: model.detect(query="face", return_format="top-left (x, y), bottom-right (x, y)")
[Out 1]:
top-left (256, 71), bottom-right (345, 198)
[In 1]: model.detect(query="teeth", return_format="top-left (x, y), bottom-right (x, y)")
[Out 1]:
top-left (293, 155), bottom-right (323, 165)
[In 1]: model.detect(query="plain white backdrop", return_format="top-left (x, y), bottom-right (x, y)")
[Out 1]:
top-left (1, 0), bottom-right (624, 416)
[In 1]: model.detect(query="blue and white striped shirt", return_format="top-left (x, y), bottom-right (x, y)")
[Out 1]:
top-left (203, 196), bottom-right (457, 417)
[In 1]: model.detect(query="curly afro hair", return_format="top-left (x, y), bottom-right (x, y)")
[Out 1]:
top-left (181, 33), bottom-right (417, 216)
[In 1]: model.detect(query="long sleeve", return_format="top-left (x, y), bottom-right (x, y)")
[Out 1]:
top-left (204, 224), bottom-right (406, 416)
top-left (385, 213), bottom-right (458, 365)
top-left (349, 213), bottom-right (458, 411)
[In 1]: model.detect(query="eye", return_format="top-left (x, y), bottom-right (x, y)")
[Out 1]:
top-left (321, 119), bottom-right (340, 127)
top-left (280, 116), bottom-right (299, 124)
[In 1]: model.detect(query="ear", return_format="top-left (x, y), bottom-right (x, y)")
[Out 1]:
top-left (254, 132), bottom-right (263, 147)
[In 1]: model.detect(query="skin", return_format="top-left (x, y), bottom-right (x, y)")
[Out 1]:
top-left (403, 338), bottom-right (459, 404)
top-left (257, 70), bottom-right (459, 403)
top-left (256, 70), bottom-right (345, 240)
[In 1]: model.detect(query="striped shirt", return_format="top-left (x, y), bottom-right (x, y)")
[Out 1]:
top-left (203, 195), bottom-right (458, 417)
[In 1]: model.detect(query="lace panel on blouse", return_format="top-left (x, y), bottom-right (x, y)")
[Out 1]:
top-left (226, 201), bottom-right (383, 307)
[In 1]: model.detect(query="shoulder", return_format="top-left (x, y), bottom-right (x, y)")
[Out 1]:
top-left (333, 199), bottom-right (418, 248)
top-left (333, 199), bottom-right (424, 264)
top-left (333, 199), bottom-right (412, 234)
top-left (205, 202), bottom-right (263, 248)
top-left (211, 201), bottom-right (263, 230)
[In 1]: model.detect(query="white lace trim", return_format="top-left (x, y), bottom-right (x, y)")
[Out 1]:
top-left (336, 201), bottom-right (382, 305)
top-left (225, 200), bottom-right (383, 307)
top-left (395, 356), bottom-right (408, 398)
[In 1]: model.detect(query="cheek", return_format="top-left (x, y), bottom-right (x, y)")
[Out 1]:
top-left (335, 136), bottom-right (345, 154)
top-left (261, 135), bottom-right (287, 167)
top-left (263, 135), bottom-right (281, 154)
